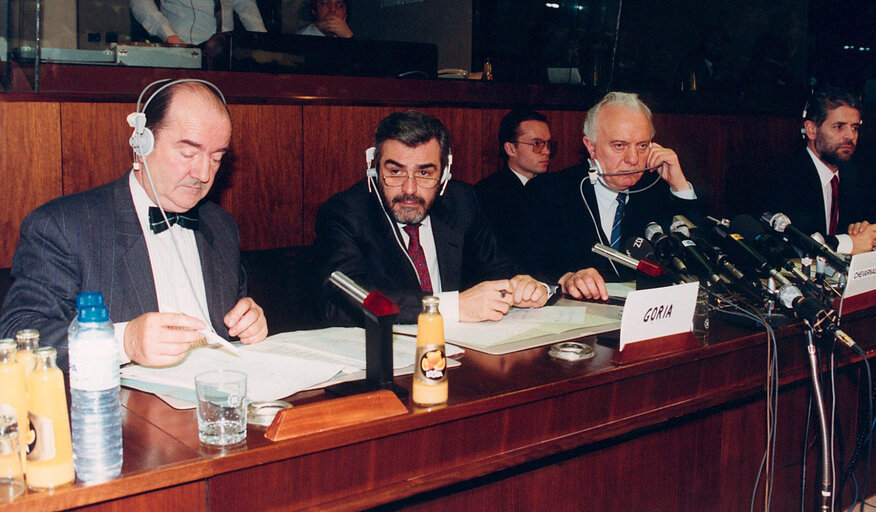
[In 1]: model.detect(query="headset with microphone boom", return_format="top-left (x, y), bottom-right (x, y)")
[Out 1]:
top-left (365, 145), bottom-right (453, 196)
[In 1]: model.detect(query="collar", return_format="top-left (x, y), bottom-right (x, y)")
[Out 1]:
top-left (593, 179), bottom-right (625, 204)
top-left (129, 171), bottom-right (159, 236)
top-left (806, 146), bottom-right (839, 188)
top-left (397, 214), bottom-right (432, 234)
top-left (507, 166), bottom-right (532, 186)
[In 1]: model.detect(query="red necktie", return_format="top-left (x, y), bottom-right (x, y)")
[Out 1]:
top-left (828, 175), bottom-right (839, 236)
top-left (403, 224), bottom-right (433, 293)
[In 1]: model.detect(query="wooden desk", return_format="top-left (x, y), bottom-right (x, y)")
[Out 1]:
top-left (5, 310), bottom-right (875, 512)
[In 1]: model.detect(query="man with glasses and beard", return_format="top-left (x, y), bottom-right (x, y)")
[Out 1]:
top-left (767, 85), bottom-right (876, 254)
top-left (314, 111), bottom-right (548, 325)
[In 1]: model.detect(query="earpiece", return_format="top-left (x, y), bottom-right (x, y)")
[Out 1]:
top-left (363, 146), bottom-right (453, 195)
top-left (128, 78), bottom-right (227, 162)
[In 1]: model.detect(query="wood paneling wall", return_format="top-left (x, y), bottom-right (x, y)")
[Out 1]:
top-left (0, 100), bottom-right (801, 267)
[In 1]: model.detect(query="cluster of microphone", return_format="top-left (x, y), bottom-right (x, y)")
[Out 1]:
top-left (591, 212), bottom-right (861, 354)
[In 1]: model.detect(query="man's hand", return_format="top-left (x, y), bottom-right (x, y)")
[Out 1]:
top-left (509, 275), bottom-right (549, 309)
top-left (648, 142), bottom-right (690, 192)
top-left (316, 17), bottom-right (353, 38)
top-left (224, 297), bottom-right (268, 344)
top-left (848, 222), bottom-right (876, 254)
top-left (123, 312), bottom-right (206, 367)
top-left (459, 280), bottom-right (513, 322)
top-left (559, 268), bottom-right (608, 301)
top-left (165, 35), bottom-right (186, 45)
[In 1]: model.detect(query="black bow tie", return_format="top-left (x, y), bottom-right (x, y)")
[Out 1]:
top-left (148, 207), bottom-right (199, 234)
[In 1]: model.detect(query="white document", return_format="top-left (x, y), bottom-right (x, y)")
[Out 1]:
top-left (120, 344), bottom-right (345, 404)
top-left (619, 282), bottom-right (699, 350)
top-left (395, 301), bottom-right (622, 355)
top-left (606, 281), bottom-right (636, 300)
top-left (843, 251), bottom-right (876, 298)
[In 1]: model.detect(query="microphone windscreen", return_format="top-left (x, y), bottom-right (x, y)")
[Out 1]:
top-left (623, 237), bottom-right (655, 260)
top-left (730, 214), bottom-right (766, 239)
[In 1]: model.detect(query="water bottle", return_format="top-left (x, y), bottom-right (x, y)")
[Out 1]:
top-left (68, 292), bottom-right (122, 483)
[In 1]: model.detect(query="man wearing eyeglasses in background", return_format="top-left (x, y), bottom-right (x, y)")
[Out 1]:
top-left (314, 111), bottom-right (549, 326)
top-left (526, 92), bottom-right (700, 297)
top-left (476, 110), bottom-right (555, 276)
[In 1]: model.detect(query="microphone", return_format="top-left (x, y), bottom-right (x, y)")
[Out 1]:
top-left (777, 284), bottom-right (863, 355)
top-left (622, 236), bottom-right (656, 260)
top-left (666, 220), bottom-right (724, 287)
top-left (328, 271), bottom-right (399, 317)
top-left (643, 223), bottom-right (703, 284)
top-left (591, 243), bottom-right (666, 277)
top-left (731, 214), bottom-right (812, 286)
top-left (705, 217), bottom-right (793, 287)
top-left (762, 212), bottom-right (848, 272)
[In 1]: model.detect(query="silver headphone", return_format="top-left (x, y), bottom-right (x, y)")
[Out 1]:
top-left (365, 145), bottom-right (453, 196)
top-left (127, 78), bottom-right (227, 159)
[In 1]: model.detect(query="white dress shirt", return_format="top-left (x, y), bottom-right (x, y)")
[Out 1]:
top-left (130, 0), bottom-right (267, 45)
top-left (806, 147), bottom-right (853, 253)
top-left (396, 217), bottom-right (460, 323)
top-left (114, 171), bottom-right (212, 364)
top-left (593, 180), bottom-right (697, 242)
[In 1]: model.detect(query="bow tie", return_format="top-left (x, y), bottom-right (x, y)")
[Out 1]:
top-left (148, 207), bottom-right (199, 234)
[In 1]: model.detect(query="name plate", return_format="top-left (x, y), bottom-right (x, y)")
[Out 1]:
top-left (843, 251), bottom-right (876, 298)
top-left (619, 282), bottom-right (699, 351)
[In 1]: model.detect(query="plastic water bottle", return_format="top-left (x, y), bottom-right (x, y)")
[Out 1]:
top-left (68, 292), bottom-right (122, 482)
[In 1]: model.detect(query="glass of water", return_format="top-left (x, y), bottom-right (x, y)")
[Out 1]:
top-left (195, 370), bottom-right (248, 446)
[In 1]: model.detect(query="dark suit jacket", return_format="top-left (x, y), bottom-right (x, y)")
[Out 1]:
top-left (767, 147), bottom-right (875, 237)
top-left (314, 180), bottom-right (520, 325)
top-left (0, 174), bottom-right (247, 370)
top-left (526, 164), bottom-right (702, 282)
top-left (475, 166), bottom-right (541, 276)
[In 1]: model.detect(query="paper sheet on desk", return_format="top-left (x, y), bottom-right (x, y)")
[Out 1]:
top-left (120, 343), bottom-right (346, 406)
top-left (245, 327), bottom-right (464, 371)
top-left (394, 301), bottom-right (622, 355)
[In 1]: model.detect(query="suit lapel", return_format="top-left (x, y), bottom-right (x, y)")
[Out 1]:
top-left (580, 181), bottom-right (609, 243)
top-left (430, 207), bottom-right (464, 291)
top-left (194, 211), bottom-right (227, 335)
top-left (111, 177), bottom-right (159, 318)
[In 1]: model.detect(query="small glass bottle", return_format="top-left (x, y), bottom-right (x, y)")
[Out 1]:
top-left (0, 340), bottom-right (28, 474)
top-left (483, 58), bottom-right (493, 81)
top-left (412, 296), bottom-right (448, 407)
top-left (15, 329), bottom-right (39, 380)
top-left (26, 347), bottom-right (74, 491)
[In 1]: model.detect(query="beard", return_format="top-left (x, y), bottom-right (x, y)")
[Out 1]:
top-left (380, 189), bottom-right (431, 224)
top-left (815, 130), bottom-right (856, 167)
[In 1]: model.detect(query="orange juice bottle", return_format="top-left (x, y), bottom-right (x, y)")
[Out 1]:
top-left (0, 340), bottom-right (28, 473)
top-left (26, 347), bottom-right (74, 491)
top-left (15, 330), bottom-right (39, 380)
top-left (412, 296), bottom-right (448, 407)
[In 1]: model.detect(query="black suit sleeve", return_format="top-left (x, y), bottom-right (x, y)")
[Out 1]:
top-left (313, 195), bottom-right (426, 326)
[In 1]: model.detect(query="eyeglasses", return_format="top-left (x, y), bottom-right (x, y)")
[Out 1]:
top-left (381, 170), bottom-right (441, 188)
top-left (515, 139), bottom-right (557, 155)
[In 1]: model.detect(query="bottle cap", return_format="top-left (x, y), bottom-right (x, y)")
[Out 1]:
top-left (76, 292), bottom-right (105, 309)
top-left (78, 305), bottom-right (109, 323)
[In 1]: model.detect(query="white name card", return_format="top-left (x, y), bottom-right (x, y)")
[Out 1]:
top-left (843, 251), bottom-right (876, 298)
top-left (619, 282), bottom-right (699, 351)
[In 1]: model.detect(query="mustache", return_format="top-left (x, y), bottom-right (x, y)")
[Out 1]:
top-left (391, 194), bottom-right (426, 207)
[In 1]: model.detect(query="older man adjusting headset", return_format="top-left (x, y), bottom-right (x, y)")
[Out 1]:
top-left (314, 110), bottom-right (550, 326)
top-left (526, 91), bottom-right (702, 299)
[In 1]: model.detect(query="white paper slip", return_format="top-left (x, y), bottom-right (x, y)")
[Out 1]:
top-left (606, 281), bottom-right (636, 300)
top-left (201, 328), bottom-right (240, 356)
top-left (619, 282), bottom-right (699, 350)
top-left (843, 251), bottom-right (876, 298)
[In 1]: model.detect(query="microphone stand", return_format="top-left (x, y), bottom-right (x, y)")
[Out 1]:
top-left (325, 271), bottom-right (408, 399)
top-left (804, 326), bottom-right (833, 511)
